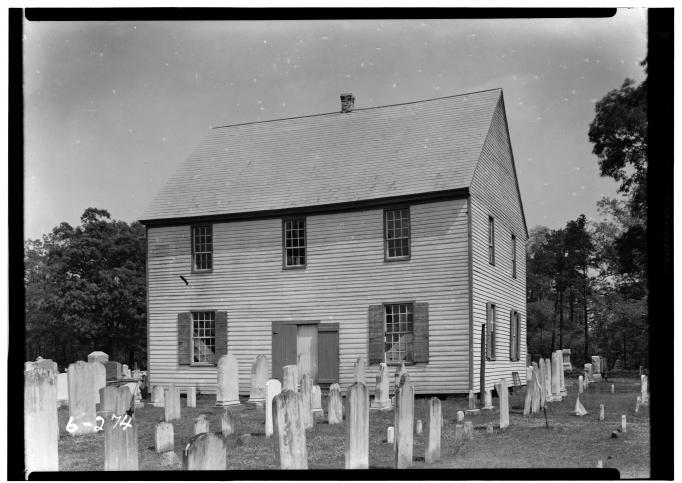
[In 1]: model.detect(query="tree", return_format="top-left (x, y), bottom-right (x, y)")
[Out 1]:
top-left (24, 208), bottom-right (147, 368)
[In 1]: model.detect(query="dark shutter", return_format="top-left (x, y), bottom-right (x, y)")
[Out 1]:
top-left (485, 303), bottom-right (493, 360)
top-left (509, 311), bottom-right (515, 361)
top-left (368, 305), bottom-right (385, 364)
top-left (413, 302), bottom-right (429, 363)
top-left (214, 310), bottom-right (228, 364)
top-left (178, 312), bottom-right (191, 366)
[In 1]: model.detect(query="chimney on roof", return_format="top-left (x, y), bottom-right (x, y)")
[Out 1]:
top-left (340, 93), bottom-right (355, 113)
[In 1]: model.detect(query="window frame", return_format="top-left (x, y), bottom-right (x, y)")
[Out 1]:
top-left (511, 233), bottom-right (517, 278)
top-left (509, 310), bottom-right (520, 362)
top-left (486, 302), bottom-right (497, 361)
top-left (488, 216), bottom-right (495, 266)
top-left (282, 216), bottom-right (307, 270)
top-left (191, 224), bottom-right (213, 273)
top-left (383, 301), bottom-right (415, 365)
top-left (383, 206), bottom-right (412, 262)
top-left (190, 310), bottom-right (217, 366)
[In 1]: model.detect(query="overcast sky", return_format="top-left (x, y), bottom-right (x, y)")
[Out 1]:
top-left (24, 12), bottom-right (648, 240)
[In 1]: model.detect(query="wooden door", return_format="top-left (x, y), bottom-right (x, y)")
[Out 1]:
top-left (480, 323), bottom-right (486, 393)
top-left (272, 323), bottom-right (297, 382)
top-left (317, 323), bottom-right (339, 389)
top-left (296, 324), bottom-right (318, 382)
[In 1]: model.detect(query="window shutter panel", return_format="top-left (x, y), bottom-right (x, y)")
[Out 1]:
top-left (485, 303), bottom-right (493, 360)
top-left (214, 311), bottom-right (228, 364)
top-left (368, 305), bottom-right (384, 364)
top-left (177, 312), bottom-right (191, 366)
top-left (413, 302), bottom-right (429, 363)
top-left (509, 312), bottom-right (515, 361)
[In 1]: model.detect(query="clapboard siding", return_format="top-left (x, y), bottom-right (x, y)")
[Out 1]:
top-left (148, 199), bottom-right (470, 395)
top-left (470, 97), bottom-right (528, 392)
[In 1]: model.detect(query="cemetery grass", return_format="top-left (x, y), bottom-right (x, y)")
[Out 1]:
top-left (56, 373), bottom-right (649, 476)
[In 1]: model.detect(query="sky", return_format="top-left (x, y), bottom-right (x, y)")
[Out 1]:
top-left (23, 12), bottom-right (648, 240)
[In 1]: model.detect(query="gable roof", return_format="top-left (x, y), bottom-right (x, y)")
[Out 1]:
top-left (140, 88), bottom-right (503, 224)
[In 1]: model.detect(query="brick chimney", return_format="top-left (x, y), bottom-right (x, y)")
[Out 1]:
top-left (340, 93), bottom-right (355, 113)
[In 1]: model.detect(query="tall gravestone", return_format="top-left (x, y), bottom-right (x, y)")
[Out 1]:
top-left (531, 365), bottom-right (541, 413)
top-left (150, 385), bottom-right (165, 407)
top-left (495, 379), bottom-right (510, 429)
top-left (328, 383), bottom-right (343, 425)
top-left (272, 390), bottom-right (308, 469)
top-left (543, 358), bottom-right (552, 398)
top-left (482, 389), bottom-right (494, 410)
top-left (641, 375), bottom-right (649, 405)
top-left (311, 385), bottom-right (323, 417)
top-left (265, 379), bottom-right (282, 437)
top-left (425, 397), bottom-right (441, 464)
top-left (299, 373), bottom-right (314, 429)
top-left (248, 355), bottom-right (268, 406)
top-left (578, 376), bottom-right (584, 394)
top-left (24, 366), bottom-right (59, 473)
top-left (538, 358), bottom-right (547, 401)
top-left (183, 432), bottom-right (227, 470)
top-left (101, 386), bottom-right (139, 471)
top-left (345, 382), bottom-right (369, 469)
top-left (56, 372), bottom-right (69, 406)
top-left (394, 373), bottom-right (414, 469)
top-left (282, 364), bottom-right (298, 392)
top-left (353, 357), bottom-right (366, 384)
top-left (165, 384), bottom-right (181, 422)
top-left (155, 422), bottom-right (174, 453)
top-left (523, 373), bottom-right (534, 416)
top-left (216, 354), bottom-right (240, 407)
top-left (68, 361), bottom-right (97, 434)
top-left (551, 352), bottom-right (561, 398)
top-left (558, 352), bottom-right (567, 396)
top-left (371, 362), bottom-right (392, 410)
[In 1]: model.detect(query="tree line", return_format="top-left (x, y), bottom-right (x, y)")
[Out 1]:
top-left (23, 63), bottom-right (648, 372)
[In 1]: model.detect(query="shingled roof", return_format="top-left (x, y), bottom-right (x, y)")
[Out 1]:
top-left (141, 88), bottom-right (504, 223)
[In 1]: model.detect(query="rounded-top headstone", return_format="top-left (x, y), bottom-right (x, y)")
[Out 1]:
top-left (88, 351), bottom-right (109, 364)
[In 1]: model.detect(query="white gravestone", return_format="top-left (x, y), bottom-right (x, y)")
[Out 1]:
top-left (150, 385), bottom-right (165, 407)
top-left (248, 354), bottom-right (268, 406)
top-left (282, 364), bottom-right (298, 392)
top-left (327, 383), bottom-right (344, 425)
top-left (394, 373), bottom-right (414, 468)
top-left (265, 379), bottom-right (282, 437)
top-left (272, 390), bottom-right (308, 469)
top-left (67, 361), bottom-right (97, 434)
top-left (24, 366), bottom-right (59, 473)
top-left (344, 382), bottom-right (369, 469)
top-left (216, 354), bottom-right (240, 407)
top-left (370, 362), bottom-right (392, 410)
top-left (311, 385), bottom-right (323, 416)
top-left (495, 379), bottom-right (510, 430)
top-left (353, 357), bottom-right (367, 384)
top-left (155, 421), bottom-right (174, 453)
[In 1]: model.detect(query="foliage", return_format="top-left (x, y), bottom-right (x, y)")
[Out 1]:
top-left (24, 208), bottom-right (146, 368)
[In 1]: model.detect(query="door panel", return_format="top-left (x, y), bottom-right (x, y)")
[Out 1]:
top-left (317, 324), bottom-right (339, 387)
top-left (296, 324), bottom-right (318, 383)
top-left (272, 323), bottom-right (297, 382)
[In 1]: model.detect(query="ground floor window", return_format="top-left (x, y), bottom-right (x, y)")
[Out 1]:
top-left (192, 311), bottom-right (216, 363)
top-left (385, 303), bottom-right (414, 363)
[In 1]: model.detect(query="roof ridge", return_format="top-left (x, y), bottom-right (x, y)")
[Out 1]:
top-left (211, 87), bottom-right (502, 130)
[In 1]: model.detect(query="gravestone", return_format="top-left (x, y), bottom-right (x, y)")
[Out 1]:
top-left (272, 390), bottom-right (308, 469)
top-left (523, 375), bottom-right (533, 416)
top-left (345, 382), bottom-right (369, 469)
top-left (550, 352), bottom-right (561, 398)
top-left (543, 358), bottom-right (552, 398)
top-left (221, 409), bottom-right (235, 437)
top-left (299, 373), bottom-right (314, 429)
top-left (282, 364), bottom-right (298, 392)
top-left (562, 348), bottom-right (572, 370)
top-left (121, 364), bottom-right (131, 379)
top-left (88, 351), bottom-right (109, 364)
top-left (24, 366), bottom-right (59, 473)
top-left (425, 397), bottom-right (441, 464)
top-left (578, 376), bottom-right (584, 394)
top-left (183, 432), bottom-right (227, 470)
top-left (155, 422), bottom-right (174, 453)
top-left (463, 421), bottom-right (474, 440)
top-left (216, 354), bottom-right (241, 407)
top-left (56, 372), bottom-right (69, 406)
top-left (160, 450), bottom-right (181, 468)
top-left (495, 379), bottom-right (510, 429)
top-left (538, 358), bottom-right (547, 403)
top-left (103, 361), bottom-right (122, 382)
top-left (482, 389), bottom-right (494, 410)
top-left (247, 355), bottom-right (268, 406)
top-left (353, 357), bottom-right (367, 384)
top-left (415, 419), bottom-right (423, 434)
top-left (456, 410), bottom-right (464, 423)
top-left (641, 375), bottom-right (649, 405)
top-left (186, 387), bottom-right (196, 408)
top-left (394, 373), bottom-right (414, 469)
top-left (584, 363), bottom-right (594, 383)
top-left (591, 355), bottom-right (602, 379)
top-left (194, 414), bottom-right (210, 435)
top-left (265, 379), bottom-right (282, 437)
top-left (311, 385), bottom-right (323, 417)
top-left (531, 366), bottom-right (541, 413)
top-left (328, 383), bottom-right (343, 425)
top-left (370, 363), bottom-right (392, 410)
top-left (611, 384), bottom-right (615, 394)
top-left (635, 396), bottom-right (641, 413)
top-left (394, 362), bottom-right (407, 394)
top-left (599, 404), bottom-right (605, 421)
top-left (165, 384), bottom-right (181, 422)
top-left (67, 361), bottom-right (97, 434)
top-left (557, 351), bottom-right (567, 396)
top-left (574, 396), bottom-right (587, 416)
top-left (468, 390), bottom-right (477, 410)
top-left (150, 385), bottom-right (165, 407)
top-left (101, 386), bottom-right (139, 471)
top-left (387, 426), bottom-right (395, 444)
top-left (621, 415), bottom-right (627, 433)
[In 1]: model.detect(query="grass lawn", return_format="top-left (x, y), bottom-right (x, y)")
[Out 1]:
top-left (56, 372), bottom-right (649, 476)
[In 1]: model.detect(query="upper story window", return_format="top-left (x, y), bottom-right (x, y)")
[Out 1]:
top-left (384, 207), bottom-right (411, 260)
top-left (192, 224), bottom-right (213, 271)
top-left (385, 303), bottom-right (414, 363)
top-left (192, 311), bottom-right (216, 364)
top-left (283, 217), bottom-right (306, 268)
top-left (486, 303), bottom-right (496, 360)
top-left (511, 234), bottom-right (517, 278)
top-left (488, 216), bottom-right (495, 265)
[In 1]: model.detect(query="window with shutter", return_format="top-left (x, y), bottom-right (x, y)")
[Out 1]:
top-left (486, 303), bottom-right (496, 360)
top-left (511, 234), bottom-right (517, 278)
top-left (371, 301), bottom-right (429, 364)
top-left (509, 310), bottom-right (520, 361)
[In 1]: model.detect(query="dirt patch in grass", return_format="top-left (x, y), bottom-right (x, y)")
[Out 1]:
top-left (56, 374), bottom-right (649, 475)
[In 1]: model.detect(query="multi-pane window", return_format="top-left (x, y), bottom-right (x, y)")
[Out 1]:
top-left (385, 208), bottom-right (410, 259)
top-left (486, 303), bottom-right (496, 360)
top-left (192, 311), bottom-right (215, 363)
top-left (385, 303), bottom-right (414, 363)
top-left (510, 310), bottom-right (520, 361)
top-left (283, 217), bottom-right (306, 268)
top-left (488, 216), bottom-right (495, 265)
top-left (511, 234), bottom-right (517, 278)
top-left (192, 225), bottom-right (213, 271)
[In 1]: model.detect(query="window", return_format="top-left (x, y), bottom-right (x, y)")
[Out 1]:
top-left (486, 303), bottom-right (496, 360)
top-left (510, 310), bottom-right (520, 361)
top-left (192, 224), bottom-right (213, 271)
top-left (192, 311), bottom-right (215, 364)
top-left (283, 217), bottom-right (306, 268)
top-left (384, 208), bottom-right (410, 260)
top-left (511, 234), bottom-right (517, 278)
top-left (384, 303), bottom-right (414, 363)
top-left (488, 216), bottom-right (495, 265)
